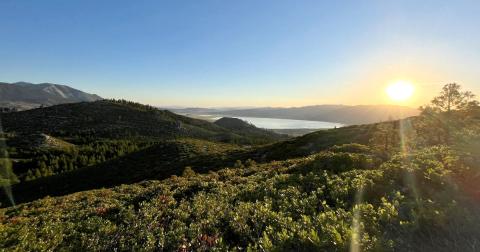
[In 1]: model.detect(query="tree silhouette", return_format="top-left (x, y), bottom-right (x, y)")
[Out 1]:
top-left (430, 83), bottom-right (478, 113)
top-left (418, 83), bottom-right (479, 145)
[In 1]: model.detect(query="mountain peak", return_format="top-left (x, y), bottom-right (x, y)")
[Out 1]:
top-left (0, 81), bottom-right (102, 111)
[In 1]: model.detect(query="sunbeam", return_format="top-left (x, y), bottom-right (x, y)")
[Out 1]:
top-left (399, 119), bottom-right (420, 210)
top-left (0, 119), bottom-right (16, 207)
top-left (349, 185), bottom-right (365, 252)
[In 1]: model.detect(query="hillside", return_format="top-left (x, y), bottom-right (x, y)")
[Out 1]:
top-left (214, 117), bottom-right (259, 130)
top-left (0, 82), bottom-right (102, 110)
top-left (4, 138), bottom-right (249, 204)
top-left (8, 133), bottom-right (75, 150)
top-left (0, 100), bottom-right (285, 144)
top-left (0, 100), bottom-right (288, 204)
top-left (174, 104), bottom-right (420, 125)
top-left (254, 123), bottom-right (379, 161)
top-left (1, 144), bottom-right (479, 251)
top-left (2, 120), bottom-right (379, 205)
top-left (214, 117), bottom-right (289, 141)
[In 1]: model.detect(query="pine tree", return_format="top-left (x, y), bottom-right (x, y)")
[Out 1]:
top-left (419, 83), bottom-right (480, 145)
top-left (34, 169), bottom-right (42, 178)
top-left (25, 170), bottom-right (34, 181)
top-left (430, 83), bottom-right (478, 113)
top-left (369, 122), bottom-right (398, 154)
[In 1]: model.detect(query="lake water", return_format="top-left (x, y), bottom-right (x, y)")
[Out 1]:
top-left (211, 116), bottom-right (344, 129)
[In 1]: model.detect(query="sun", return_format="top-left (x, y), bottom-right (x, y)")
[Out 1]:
top-left (386, 80), bottom-right (415, 102)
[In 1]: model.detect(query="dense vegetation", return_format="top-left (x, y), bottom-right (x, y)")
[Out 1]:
top-left (1, 144), bottom-right (479, 251)
top-left (4, 138), bottom-right (248, 204)
top-left (1, 84), bottom-right (479, 251)
top-left (11, 140), bottom-right (156, 181)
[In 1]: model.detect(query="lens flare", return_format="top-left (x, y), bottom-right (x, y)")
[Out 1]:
top-left (349, 186), bottom-right (364, 252)
top-left (0, 119), bottom-right (16, 206)
top-left (398, 118), bottom-right (421, 227)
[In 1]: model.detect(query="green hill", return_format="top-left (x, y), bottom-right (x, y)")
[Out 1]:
top-left (214, 117), bottom-right (289, 142)
top-left (4, 138), bottom-right (249, 204)
top-left (0, 100), bottom-right (285, 144)
top-left (214, 117), bottom-right (260, 130)
top-left (253, 123), bottom-right (379, 161)
top-left (2, 120), bottom-right (381, 205)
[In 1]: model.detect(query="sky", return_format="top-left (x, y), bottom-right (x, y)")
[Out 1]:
top-left (1, 0), bottom-right (479, 107)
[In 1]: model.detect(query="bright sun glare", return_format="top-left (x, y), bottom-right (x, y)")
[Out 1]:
top-left (386, 80), bottom-right (415, 101)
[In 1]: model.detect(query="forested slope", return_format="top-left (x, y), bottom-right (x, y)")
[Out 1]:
top-left (0, 99), bottom-right (285, 144)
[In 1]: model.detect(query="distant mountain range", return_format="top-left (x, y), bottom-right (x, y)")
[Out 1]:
top-left (1, 81), bottom-right (420, 125)
top-left (0, 82), bottom-right (102, 110)
top-left (172, 104), bottom-right (420, 125)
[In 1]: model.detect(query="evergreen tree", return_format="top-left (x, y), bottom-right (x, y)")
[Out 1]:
top-left (418, 83), bottom-right (480, 145)
top-left (369, 122), bottom-right (398, 154)
top-left (430, 83), bottom-right (478, 113)
top-left (34, 169), bottom-right (42, 178)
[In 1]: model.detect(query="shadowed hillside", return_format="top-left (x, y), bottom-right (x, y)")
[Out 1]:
top-left (3, 139), bottom-right (249, 204)
top-left (0, 100), bottom-right (286, 145)
top-left (214, 117), bottom-right (289, 142)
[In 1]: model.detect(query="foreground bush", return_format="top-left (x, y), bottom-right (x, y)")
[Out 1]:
top-left (1, 145), bottom-right (479, 251)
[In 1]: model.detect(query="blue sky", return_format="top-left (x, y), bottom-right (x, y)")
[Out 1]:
top-left (1, 0), bottom-right (479, 107)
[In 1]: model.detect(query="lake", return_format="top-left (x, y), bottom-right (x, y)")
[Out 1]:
top-left (210, 115), bottom-right (344, 129)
